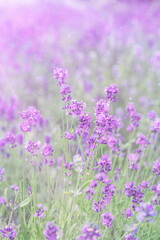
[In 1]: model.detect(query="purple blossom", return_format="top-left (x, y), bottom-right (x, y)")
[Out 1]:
top-left (98, 155), bottom-right (112, 173)
top-left (16, 133), bottom-right (23, 145)
top-left (65, 132), bottom-right (74, 140)
top-left (125, 208), bottom-right (133, 219)
top-left (125, 233), bottom-right (138, 240)
top-left (0, 196), bottom-right (6, 204)
top-left (101, 212), bottom-right (114, 228)
top-left (140, 181), bottom-right (150, 189)
top-left (147, 111), bottom-right (156, 121)
top-left (42, 143), bottom-right (54, 157)
top-left (65, 100), bottom-right (86, 117)
top-left (85, 187), bottom-right (96, 200)
top-left (0, 224), bottom-right (17, 240)
top-left (125, 182), bottom-right (144, 207)
top-left (136, 202), bottom-right (157, 222)
top-left (53, 67), bottom-right (68, 85)
top-left (90, 180), bottom-right (97, 188)
top-left (19, 106), bottom-right (40, 132)
top-left (151, 118), bottom-right (160, 135)
top-left (105, 84), bottom-right (119, 102)
top-left (136, 134), bottom-right (149, 149)
top-left (76, 112), bottom-right (91, 137)
top-left (5, 132), bottom-right (17, 148)
top-left (10, 185), bottom-right (19, 191)
top-left (44, 222), bottom-right (60, 240)
top-left (77, 223), bottom-right (100, 240)
top-left (34, 203), bottom-right (48, 219)
top-left (0, 166), bottom-right (5, 182)
top-left (126, 102), bottom-right (141, 131)
top-left (25, 140), bottom-right (41, 156)
top-left (153, 159), bottom-right (160, 175)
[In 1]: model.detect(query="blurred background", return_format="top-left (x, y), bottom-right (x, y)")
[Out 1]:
top-left (0, 0), bottom-right (160, 128)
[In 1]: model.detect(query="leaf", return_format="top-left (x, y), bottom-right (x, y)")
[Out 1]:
top-left (19, 196), bottom-right (32, 208)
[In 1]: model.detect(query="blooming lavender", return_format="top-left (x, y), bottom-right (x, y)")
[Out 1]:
top-left (19, 106), bottom-right (40, 132)
top-left (25, 140), bottom-right (41, 156)
top-left (105, 84), bottom-right (119, 102)
top-left (34, 204), bottom-right (48, 219)
top-left (153, 159), bottom-right (160, 175)
top-left (44, 222), bottom-right (60, 240)
top-left (0, 224), bottom-right (17, 240)
top-left (101, 212), bottom-right (114, 228)
top-left (77, 223), bottom-right (100, 240)
top-left (136, 202), bottom-right (157, 222)
top-left (0, 166), bottom-right (5, 182)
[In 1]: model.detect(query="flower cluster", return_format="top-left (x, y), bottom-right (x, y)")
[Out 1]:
top-left (0, 166), bottom-right (5, 182)
top-left (101, 212), bottom-right (114, 228)
top-left (125, 182), bottom-right (144, 210)
top-left (34, 203), bottom-right (48, 219)
top-left (19, 106), bottom-right (40, 132)
top-left (153, 159), bottom-right (160, 175)
top-left (136, 202), bottom-right (157, 222)
top-left (25, 140), bottom-right (41, 156)
top-left (105, 84), bottom-right (119, 102)
top-left (44, 222), bottom-right (60, 240)
top-left (126, 102), bottom-right (141, 131)
top-left (0, 224), bottom-right (17, 240)
top-left (77, 223), bottom-right (100, 240)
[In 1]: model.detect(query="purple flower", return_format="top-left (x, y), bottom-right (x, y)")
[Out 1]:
top-left (140, 181), bottom-right (150, 189)
top-left (0, 224), bottom-right (17, 240)
top-left (98, 155), bottom-right (112, 173)
top-left (76, 112), bottom-right (91, 137)
top-left (85, 187), bottom-right (96, 200)
top-left (77, 223), bottom-right (100, 240)
top-left (53, 67), bottom-right (68, 85)
top-left (34, 203), bottom-right (48, 219)
top-left (19, 106), bottom-right (40, 132)
top-left (16, 133), bottom-right (23, 145)
top-left (5, 131), bottom-right (17, 148)
top-left (126, 102), bottom-right (141, 131)
top-left (136, 134), bottom-right (149, 149)
top-left (42, 143), bottom-right (54, 157)
top-left (105, 84), bottom-right (119, 102)
top-left (125, 208), bottom-right (133, 219)
top-left (101, 212), bottom-right (114, 228)
top-left (65, 100), bottom-right (86, 117)
top-left (28, 187), bottom-right (32, 195)
top-left (151, 118), bottom-right (160, 135)
top-left (90, 180), bottom-right (97, 188)
top-left (10, 185), bottom-right (19, 191)
top-left (153, 159), bottom-right (160, 175)
top-left (65, 132), bottom-right (74, 140)
top-left (125, 233), bottom-right (138, 240)
top-left (125, 182), bottom-right (144, 207)
top-left (25, 140), bottom-right (41, 156)
top-left (44, 222), bottom-right (60, 240)
top-left (136, 202), bottom-right (157, 222)
top-left (147, 111), bottom-right (156, 121)
top-left (0, 196), bottom-right (6, 204)
top-left (0, 166), bottom-right (5, 182)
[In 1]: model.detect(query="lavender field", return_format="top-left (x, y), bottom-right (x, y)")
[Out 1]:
top-left (0, 0), bottom-right (160, 239)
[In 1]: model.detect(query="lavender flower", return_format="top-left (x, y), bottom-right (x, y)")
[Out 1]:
top-left (0, 166), bottom-right (5, 182)
top-left (101, 212), bottom-right (114, 228)
top-left (77, 223), bottom-right (100, 240)
top-left (136, 202), bottom-right (157, 222)
top-left (153, 159), bottom-right (160, 175)
top-left (0, 224), bottom-right (17, 240)
top-left (105, 84), bottom-right (119, 102)
top-left (34, 203), bottom-right (48, 219)
top-left (44, 222), bottom-right (60, 240)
